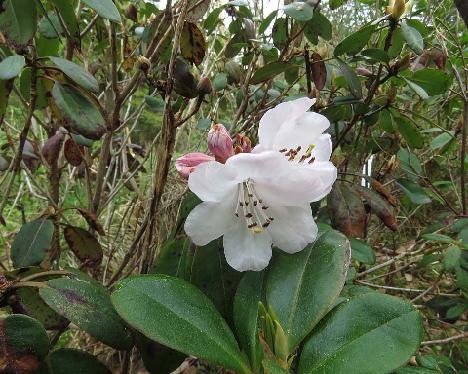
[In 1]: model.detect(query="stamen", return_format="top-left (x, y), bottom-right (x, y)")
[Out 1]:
top-left (308, 157), bottom-right (316, 164)
top-left (279, 148), bottom-right (287, 153)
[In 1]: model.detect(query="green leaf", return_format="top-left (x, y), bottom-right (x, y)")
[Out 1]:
top-left (39, 272), bottom-right (133, 350)
top-left (144, 95), bottom-right (165, 112)
top-left (330, 0), bottom-right (348, 10)
top-left (111, 275), bottom-right (252, 374)
top-left (304, 13), bottom-right (332, 43)
top-left (38, 12), bottom-right (63, 39)
top-left (52, 82), bottom-right (106, 140)
top-left (402, 76), bottom-right (429, 99)
top-left (430, 131), bottom-right (454, 150)
top-left (360, 48), bottom-right (390, 63)
top-left (334, 25), bottom-right (374, 56)
top-left (11, 219), bottom-right (54, 268)
top-left (349, 238), bottom-right (375, 265)
top-left (0, 0), bottom-right (37, 48)
top-left (38, 349), bottom-right (111, 374)
top-left (0, 314), bottom-right (49, 372)
top-left (259, 11), bottom-right (277, 35)
top-left (250, 62), bottom-right (295, 85)
top-left (337, 59), bottom-right (362, 98)
top-left (401, 21), bottom-right (424, 55)
top-left (265, 228), bottom-right (351, 353)
top-left (204, 7), bottom-right (223, 34)
top-left (408, 69), bottom-right (452, 96)
top-left (50, 0), bottom-right (81, 50)
top-left (81, 0), bottom-right (121, 23)
top-left (396, 179), bottom-right (431, 205)
top-left (283, 2), bottom-right (314, 21)
top-left (421, 233), bottom-right (454, 244)
top-left (234, 272), bottom-right (264, 372)
top-left (213, 73), bottom-right (228, 91)
top-left (397, 147), bottom-right (422, 176)
top-left (197, 117), bottom-right (211, 130)
top-left (298, 293), bottom-right (423, 374)
top-left (395, 116), bottom-right (424, 148)
top-left (49, 57), bottom-right (99, 93)
top-left (0, 55), bottom-right (26, 80)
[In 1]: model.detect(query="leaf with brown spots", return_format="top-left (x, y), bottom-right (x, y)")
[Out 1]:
top-left (355, 186), bottom-right (398, 231)
top-left (64, 225), bottom-right (103, 267)
top-left (63, 138), bottom-right (84, 167)
top-left (76, 208), bottom-right (105, 236)
top-left (0, 314), bottom-right (49, 374)
top-left (181, 22), bottom-right (206, 66)
top-left (311, 52), bottom-right (327, 91)
top-left (328, 183), bottom-right (366, 238)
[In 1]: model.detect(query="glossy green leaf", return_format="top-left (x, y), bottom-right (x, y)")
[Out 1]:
top-left (349, 238), bottom-right (375, 265)
top-left (396, 179), bottom-right (431, 205)
top-left (0, 55), bottom-right (26, 80)
top-left (430, 131), bottom-right (454, 150)
top-left (360, 48), bottom-right (390, 63)
top-left (204, 7), bottom-right (223, 34)
top-left (284, 2), bottom-right (314, 21)
top-left (330, 0), bottom-right (348, 10)
top-left (401, 21), bottom-right (424, 55)
top-left (408, 69), bottom-right (452, 96)
top-left (402, 76), bottom-right (429, 99)
top-left (11, 219), bottom-right (54, 268)
top-left (251, 62), bottom-right (295, 84)
top-left (334, 25), bottom-right (374, 56)
top-left (298, 293), bottom-right (423, 374)
top-left (304, 13), bottom-right (333, 43)
top-left (38, 12), bottom-right (63, 39)
top-left (52, 82), bottom-right (106, 140)
top-left (49, 57), bottom-right (99, 93)
top-left (234, 271), bottom-right (264, 372)
top-left (0, 0), bottom-right (37, 48)
top-left (397, 148), bottom-right (423, 176)
top-left (0, 314), bottom-right (49, 373)
top-left (82, 0), bottom-right (121, 23)
top-left (39, 272), bottom-right (133, 350)
top-left (37, 349), bottom-right (111, 374)
top-left (337, 59), bottom-right (362, 98)
top-left (265, 228), bottom-right (351, 352)
top-left (111, 275), bottom-right (252, 374)
top-left (259, 11), bottom-right (278, 35)
top-left (50, 0), bottom-right (81, 49)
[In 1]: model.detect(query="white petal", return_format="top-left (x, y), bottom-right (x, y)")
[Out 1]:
top-left (267, 204), bottom-right (318, 253)
top-left (301, 161), bottom-right (337, 202)
top-left (223, 221), bottom-right (273, 272)
top-left (188, 160), bottom-right (239, 202)
top-left (311, 134), bottom-right (332, 162)
top-left (258, 97), bottom-right (315, 149)
top-left (272, 112), bottom-right (331, 151)
top-left (225, 151), bottom-right (290, 182)
top-left (184, 197), bottom-right (237, 246)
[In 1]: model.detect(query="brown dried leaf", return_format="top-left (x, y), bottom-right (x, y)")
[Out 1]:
top-left (63, 138), bottom-right (84, 167)
top-left (64, 225), bottom-right (103, 267)
top-left (328, 183), bottom-right (366, 237)
top-left (180, 22), bottom-right (206, 66)
top-left (311, 52), bottom-right (327, 91)
top-left (76, 208), bottom-right (105, 236)
top-left (370, 178), bottom-right (398, 207)
top-left (41, 132), bottom-right (63, 166)
top-left (355, 185), bottom-right (398, 231)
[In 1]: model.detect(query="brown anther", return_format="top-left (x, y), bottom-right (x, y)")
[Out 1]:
top-left (295, 146), bottom-right (302, 152)
top-left (299, 155), bottom-right (308, 163)
top-left (248, 222), bottom-right (258, 228)
top-left (239, 202), bottom-right (244, 206)
top-left (245, 213), bottom-right (253, 218)
top-left (262, 206), bottom-right (269, 210)
top-left (262, 222), bottom-right (271, 228)
top-left (279, 148), bottom-right (287, 153)
top-left (308, 157), bottom-right (316, 164)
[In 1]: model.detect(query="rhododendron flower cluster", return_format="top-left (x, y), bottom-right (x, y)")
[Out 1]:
top-left (175, 97), bottom-right (337, 271)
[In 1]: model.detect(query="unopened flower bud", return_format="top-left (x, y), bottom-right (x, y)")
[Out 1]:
top-left (355, 67), bottom-right (373, 77)
top-left (197, 76), bottom-right (213, 96)
top-left (125, 4), bottom-right (138, 22)
top-left (137, 56), bottom-right (151, 74)
top-left (175, 152), bottom-right (214, 179)
top-left (208, 124), bottom-right (234, 163)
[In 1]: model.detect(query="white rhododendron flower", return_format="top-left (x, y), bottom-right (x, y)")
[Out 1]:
top-left (183, 97), bottom-right (337, 272)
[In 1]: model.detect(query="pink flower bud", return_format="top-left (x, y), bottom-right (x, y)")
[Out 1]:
top-left (208, 124), bottom-right (234, 163)
top-left (175, 152), bottom-right (214, 179)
